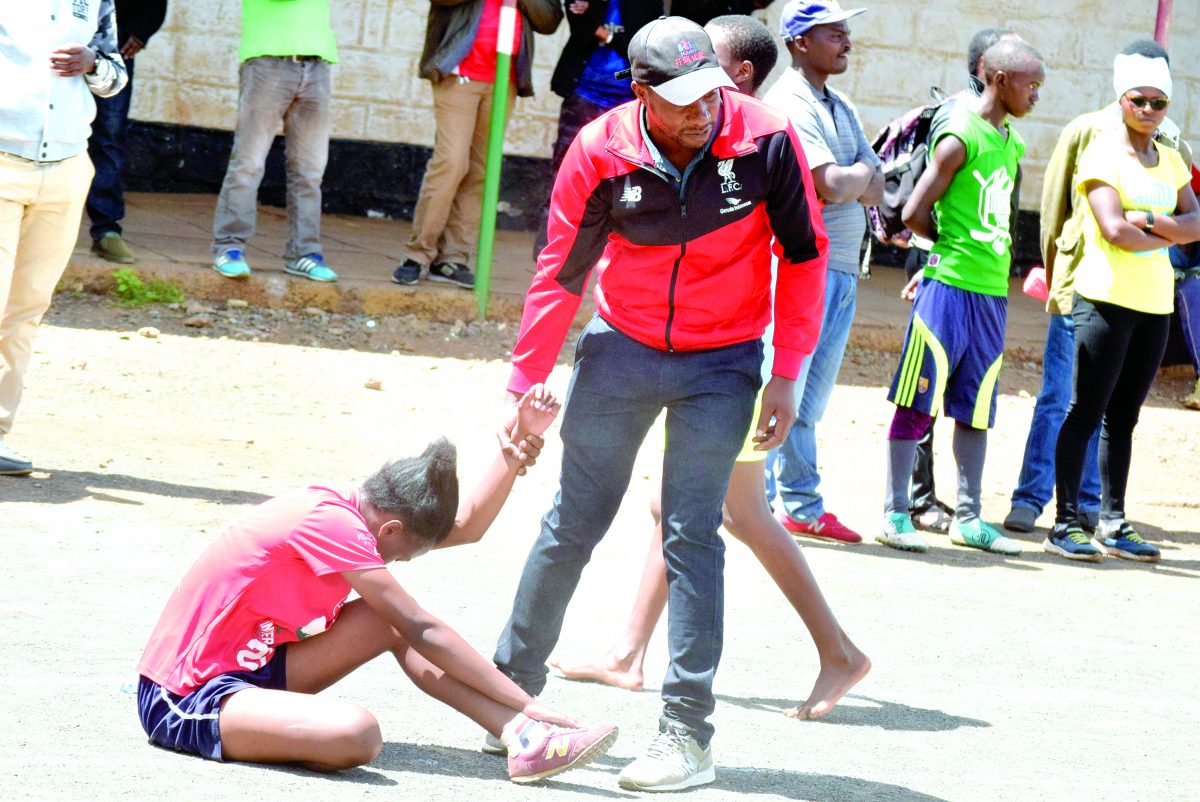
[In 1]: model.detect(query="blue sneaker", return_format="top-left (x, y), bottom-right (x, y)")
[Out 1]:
top-left (284, 253), bottom-right (337, 282)
top-left (392, 258), bottom-right (423, 286)
top-left (1043, 524), bottom-right (1103, 562)
top-left (213, 249), bottom-right (251, 279)
top-left (0, 437), bottom-right (33, 476)
top-left (1096, 521), bottom-right (1160, 562)
top-left (429, 261), bottom-right (475, 289)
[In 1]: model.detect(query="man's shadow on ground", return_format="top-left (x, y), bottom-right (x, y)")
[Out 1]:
top-left (0, 468), bottom-right (270, 508)
top-left (264, 741), bottom-right (949, 801)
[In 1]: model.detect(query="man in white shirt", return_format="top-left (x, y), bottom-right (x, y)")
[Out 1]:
top-left (0, 0), bottom-right (127, 475)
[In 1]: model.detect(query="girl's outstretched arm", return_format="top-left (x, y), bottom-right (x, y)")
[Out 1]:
top-left (437, 385), bottom-right (562, 548)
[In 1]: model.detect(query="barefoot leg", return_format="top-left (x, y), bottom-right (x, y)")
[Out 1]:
top-left (551, 496), bottom-right (670, 691)
top-left (723, 461), bottom-right (871, 719)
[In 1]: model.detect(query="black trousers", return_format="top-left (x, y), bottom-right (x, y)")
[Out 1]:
top-left (1054, 295), bottom-right (1169, 524)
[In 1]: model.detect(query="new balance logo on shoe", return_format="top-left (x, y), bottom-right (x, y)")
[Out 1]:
top-left (545, 736), bottom-right (570, 760)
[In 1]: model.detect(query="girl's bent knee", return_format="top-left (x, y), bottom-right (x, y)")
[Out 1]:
top-left (328, 708), bottom-right (382, 768)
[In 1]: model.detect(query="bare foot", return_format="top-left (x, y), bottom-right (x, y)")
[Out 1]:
top-left (784, 646), bottom-right (871, 720)
top-left (549, 654), bottom-right (645, 691)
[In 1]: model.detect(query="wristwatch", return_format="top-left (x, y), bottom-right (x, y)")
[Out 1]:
top-left (1144, 211), bottom-right (1155, 231)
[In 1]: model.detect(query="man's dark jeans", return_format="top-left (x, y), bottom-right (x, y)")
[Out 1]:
top-left (86, 58), bottom-right (134, 242)
top-left (494, 316), bottom-right (761, 744)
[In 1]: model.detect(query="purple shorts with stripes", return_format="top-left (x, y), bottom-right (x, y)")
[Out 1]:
top-left (887, 278), bottom-right (1007, 429)
top-left (136, 645), bottom-right (288, 761)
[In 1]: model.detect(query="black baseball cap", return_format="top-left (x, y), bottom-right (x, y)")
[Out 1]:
top-left (619, 16), bottom-right (734, 106)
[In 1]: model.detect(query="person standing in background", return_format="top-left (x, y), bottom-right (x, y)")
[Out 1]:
top-left (1046, 53), bottom-right (1199, 563)
top-left (532, 0), bottom-right (662, 259)
top-left (763, 0), bottom-right (883, 546)
top-left (1004, 40), bottom-right (1185, 537)
top-left (878, 39), bottom-right (1045, 556)
top-left (1, 1), bottom-right (127, 476)
top-left (86, 0), bottom-right (168, 265)
top-left (393, 0), bottom-right (563, 289)
top-left (210, 0), bottom-right (339, 283)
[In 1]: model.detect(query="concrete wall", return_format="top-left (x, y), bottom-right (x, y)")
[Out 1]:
top-left (131, 0), bottom-right (1197, 210)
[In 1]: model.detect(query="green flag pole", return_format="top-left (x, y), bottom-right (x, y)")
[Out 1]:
top-left (474, 0), bottom-right (518, 321)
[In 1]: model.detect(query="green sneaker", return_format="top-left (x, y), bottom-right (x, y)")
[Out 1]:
top-left (1184, 377), bottom-right (1200, 410)
top-left (876, 512), bottom-right (928, 552)
top-left (92, 232), bottom-right (136, 264)
top-left (950, 518), bottom-right (1022, 555)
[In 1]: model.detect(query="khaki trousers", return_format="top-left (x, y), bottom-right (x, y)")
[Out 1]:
top-left (406, 76), bottom-right (515, 267)
top-left (0, 152), bottom-right (93, 436)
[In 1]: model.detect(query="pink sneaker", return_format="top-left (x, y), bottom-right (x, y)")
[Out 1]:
top-left (508, 723), bottom-right (618, 784)
top-left (777, 511), bottom-right (863, 544)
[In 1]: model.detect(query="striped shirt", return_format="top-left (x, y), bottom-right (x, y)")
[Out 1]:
top-left (765, 69), bottom-right (878, 275)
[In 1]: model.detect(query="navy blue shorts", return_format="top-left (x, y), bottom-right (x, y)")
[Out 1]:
top-left (137, 645), bottom-right (288, 761)
top-left (888, 279), bottom-right (1007, 429)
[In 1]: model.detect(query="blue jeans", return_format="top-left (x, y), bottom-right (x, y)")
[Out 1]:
top-left (1176, 273), bottom-right (1200, 375)
top-left (494, 317), bottom-right (761, 744)
top-left (213, 57), bottom-right (332, 260)
top-left (86, 57), bottom-right (134, 241)
top-left (1010, 313), bottom-right (1101, 514)
top-left (767, 269), bottom-right (857, 521)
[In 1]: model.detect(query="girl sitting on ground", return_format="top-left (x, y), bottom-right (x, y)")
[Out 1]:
top-left (136, 386), bottom-right (616, 783)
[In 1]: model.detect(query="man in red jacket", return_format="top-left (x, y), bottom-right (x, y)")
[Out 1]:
top-left (491, 16), bottom-right (828, 792)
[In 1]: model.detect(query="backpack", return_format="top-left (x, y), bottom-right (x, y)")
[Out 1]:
top-left (866, 88), bottom-right (950, 246)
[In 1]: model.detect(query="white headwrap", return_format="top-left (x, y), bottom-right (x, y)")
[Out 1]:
top-left (1112, 53), bottom-right (1172, 99)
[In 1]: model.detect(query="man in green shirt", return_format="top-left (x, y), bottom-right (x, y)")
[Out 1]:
top-left (877, 38), bottom-right (1045, 556)
top-left (210, 0), bottom-right (338, 283)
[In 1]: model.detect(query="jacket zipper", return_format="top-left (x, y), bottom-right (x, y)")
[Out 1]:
top-left (609, 151), bottom-right (692, 353)
top-left (665, 198), bottom-right (687, 352)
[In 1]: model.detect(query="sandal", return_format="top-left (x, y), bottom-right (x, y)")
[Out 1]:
top-left (912, 503), bottom-right (952, 534)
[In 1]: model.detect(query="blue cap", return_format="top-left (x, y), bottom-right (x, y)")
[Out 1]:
top-left (780, 1), bottom-right (867, 41)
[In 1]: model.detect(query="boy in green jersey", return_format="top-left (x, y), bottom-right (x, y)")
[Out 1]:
top-left (877, 39), bottom-right (1046, 555)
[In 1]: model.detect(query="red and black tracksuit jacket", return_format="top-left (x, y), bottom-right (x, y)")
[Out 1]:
top-left (508, 88), bottom-right (829, 394)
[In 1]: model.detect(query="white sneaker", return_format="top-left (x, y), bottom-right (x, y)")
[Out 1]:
top-left (618, 725), bottom-right (715, 792)
top-left (0, 436), bottom-right (32, 476)
top-left (481, 731), bottom-right (506, 755)
top-left (876, 512), bottom-right (929, 552)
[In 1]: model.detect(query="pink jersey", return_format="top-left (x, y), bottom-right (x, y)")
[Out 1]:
top-left (138, 486), bottom-right (385, 695)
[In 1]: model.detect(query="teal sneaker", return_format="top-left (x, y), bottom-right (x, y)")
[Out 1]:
top-left (876, 512), bottom-right (928, 552)
top-left (1096, 521), bottom-right (1160, 562)
top-left (284, 253), bottom-right (337, 282)
top-left (213, 249), bottom-right (251, 279)
top-left (951, 517), bottom-right (1022, 555)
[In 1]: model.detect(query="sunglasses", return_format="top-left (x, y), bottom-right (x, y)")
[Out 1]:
top-left (1126, 94), bottom-right (1170, 111)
